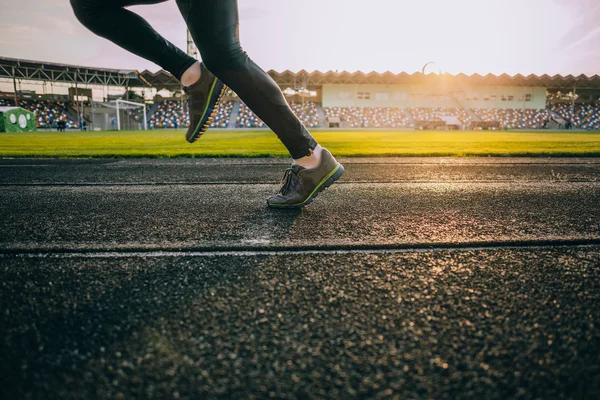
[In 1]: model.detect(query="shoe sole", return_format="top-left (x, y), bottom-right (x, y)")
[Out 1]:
top-left (268, 163), bottom-right (345, 209)
top-left (186, 79), bottom-right (227, 143)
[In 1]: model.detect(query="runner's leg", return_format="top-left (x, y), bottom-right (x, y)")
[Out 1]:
top-left (70, 0), bottom-right (196, 80)
top-left (176, 0), bottom-right (318, 159)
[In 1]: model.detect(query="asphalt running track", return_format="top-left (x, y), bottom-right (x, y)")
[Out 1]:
top-left (0, 158), bottom-right (599, 399)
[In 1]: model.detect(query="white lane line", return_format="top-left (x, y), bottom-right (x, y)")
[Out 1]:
top-left (1, 180), bottom-right (599, 186)
top-left (0, 165), bottom-right (53, 167)
top-left (2, 243), bottom-right (598, 259)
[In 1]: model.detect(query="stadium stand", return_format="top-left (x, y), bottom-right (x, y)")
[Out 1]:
top-left (148, 100), bottom-right (187, 128)
top-left (3, 95), bottom-right (597, 131)
top-left (409, 107), bottom-right (471, 124)
top-left (148, 100), bottom-right (234, 129)
top-left (289, 102), bottom-right (320, 128)
top-left (236, 102), bottom-right (266, 128)
top-left (148, 100), bottom-right (318, 129)
top-left (0, 98), bottom-right (77, 129)
top-left (324, 107), bottom-right (412, 128)
top-left (0, 98), bottom-right (14, 112)
top-left (29, 100), bottom-right (78, 129)
top-left (126, 106), bottom-right (149, 123)
top-left (472, 108), bottom-right (551, 129)
top-left (3, 57), bottom-right (600, 131)
top-left (549, 104), bottom-right (600, 130)
top-left (212, 100), bottom-right (234, 128)
top-left (235, 101), bottom-right (320, 128)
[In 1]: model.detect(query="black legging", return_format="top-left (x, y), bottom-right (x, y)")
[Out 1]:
top-left (70, 0), bottom-right (317, 158)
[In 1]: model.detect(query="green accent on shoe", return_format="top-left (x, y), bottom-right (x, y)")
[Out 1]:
top-left (269, 163), bottom-right (342, 208)
top-left (184, 63), bottom-right (227, 143)
top-left (190, 77), bottom-right (218, 140)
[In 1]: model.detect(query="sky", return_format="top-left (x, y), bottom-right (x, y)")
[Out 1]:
top-left (1, 0), bottom-right (600, 76)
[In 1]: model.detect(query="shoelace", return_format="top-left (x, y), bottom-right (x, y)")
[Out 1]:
top-left (278, 168), bottom-right (300, 195)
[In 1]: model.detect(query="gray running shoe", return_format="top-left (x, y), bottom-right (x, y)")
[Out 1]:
top-left (184, 63), bottom-right (227, 143)
top-left (267, 148), bottom-right (344, 208)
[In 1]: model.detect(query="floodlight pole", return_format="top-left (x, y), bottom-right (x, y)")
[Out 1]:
top-left (116, 101), bottom-right (121, 131)
top-left (181, 83), bottom-right (185, 118)
top-left (143, 104), bottom-right (148, 130)
top-left (12, 66), bottom-right (18, 107)
top-left (75, 71), bottom-right (81, 131)
top-left (572, 87), bottom-right (576, 118)
top-left (90, 96), bottom-right (94, 131)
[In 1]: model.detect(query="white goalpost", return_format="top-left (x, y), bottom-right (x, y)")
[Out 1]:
top-left (116, 99), bottom-right (147, 131)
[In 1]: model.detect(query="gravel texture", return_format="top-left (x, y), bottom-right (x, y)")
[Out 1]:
top-left (1, 158), bottom-right (599, 399)
top-left (1, 181), bottom-right (599, 251)
top-left (1, 158), bottom-right (599, 185)
top-left (1, 248), bottom-right (599, 399)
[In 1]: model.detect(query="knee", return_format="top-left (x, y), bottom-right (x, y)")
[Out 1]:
top-left (200, 33), bottom-right (248, 73)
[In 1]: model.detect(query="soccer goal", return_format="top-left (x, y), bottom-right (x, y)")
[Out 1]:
top-left (89, 100), bottom-right (148, 131)
top-left (116, 100), bottom-right (147, 131)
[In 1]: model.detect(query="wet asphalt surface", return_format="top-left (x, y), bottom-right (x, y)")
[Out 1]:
top-left (1, 158), bottom-right (599, 399)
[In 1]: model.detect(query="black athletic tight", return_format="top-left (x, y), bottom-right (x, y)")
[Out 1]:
top-left (70, 0), bottom-right (317, 158)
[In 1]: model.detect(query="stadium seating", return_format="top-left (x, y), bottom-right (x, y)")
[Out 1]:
top-left (148, 100), bottom-right (234, 129)
top-left (472, 108), bottom-right (551, 129)
top-left (126, 106), bottom-right (150, 123)
top-left (236, 102), bottom-right (266, 128)
top-left (10, 99), bottom-right (77, 129)
top-left (289, 102), bottom-right (320, 128)
top-left (409, 107), bottom-right (471, 124)
top-left (148, 100), bottom-right (187, 129)
top-left (212, 100), bottom-right (234, 128)
top-left (236, 101), bottom-right (321, 128)
top-left (324, 107), bottom-right (412, 128)
top-left (5, 95), bottom-right (599, 131)
top-left (549, 104), bottom-right (600, 130)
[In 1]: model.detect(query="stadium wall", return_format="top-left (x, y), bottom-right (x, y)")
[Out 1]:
top-left (322, 84), bottom-right (547, 109)
top-left (458, 86), bottom-right (547, 109)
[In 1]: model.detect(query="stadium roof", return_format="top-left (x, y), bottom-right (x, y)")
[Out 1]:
top-left (3, 57), bottom-right (600, 91)
top-left (269, 70), bottom-right (600, 90)
top-left (0, 57), bottom-right (151, 88)
top-left (142, 68), bottom-right (600, 92)
top-left (139, 70), bottom-right (182, 91)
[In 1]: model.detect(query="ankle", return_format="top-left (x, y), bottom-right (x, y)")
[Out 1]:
top-left (293, 145), bottom-right (323, 169)
top-left (181, 62), bottom-right (201, 87)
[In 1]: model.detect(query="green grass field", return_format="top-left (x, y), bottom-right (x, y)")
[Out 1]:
top-left (1, 129), bottom-right (600, 157)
